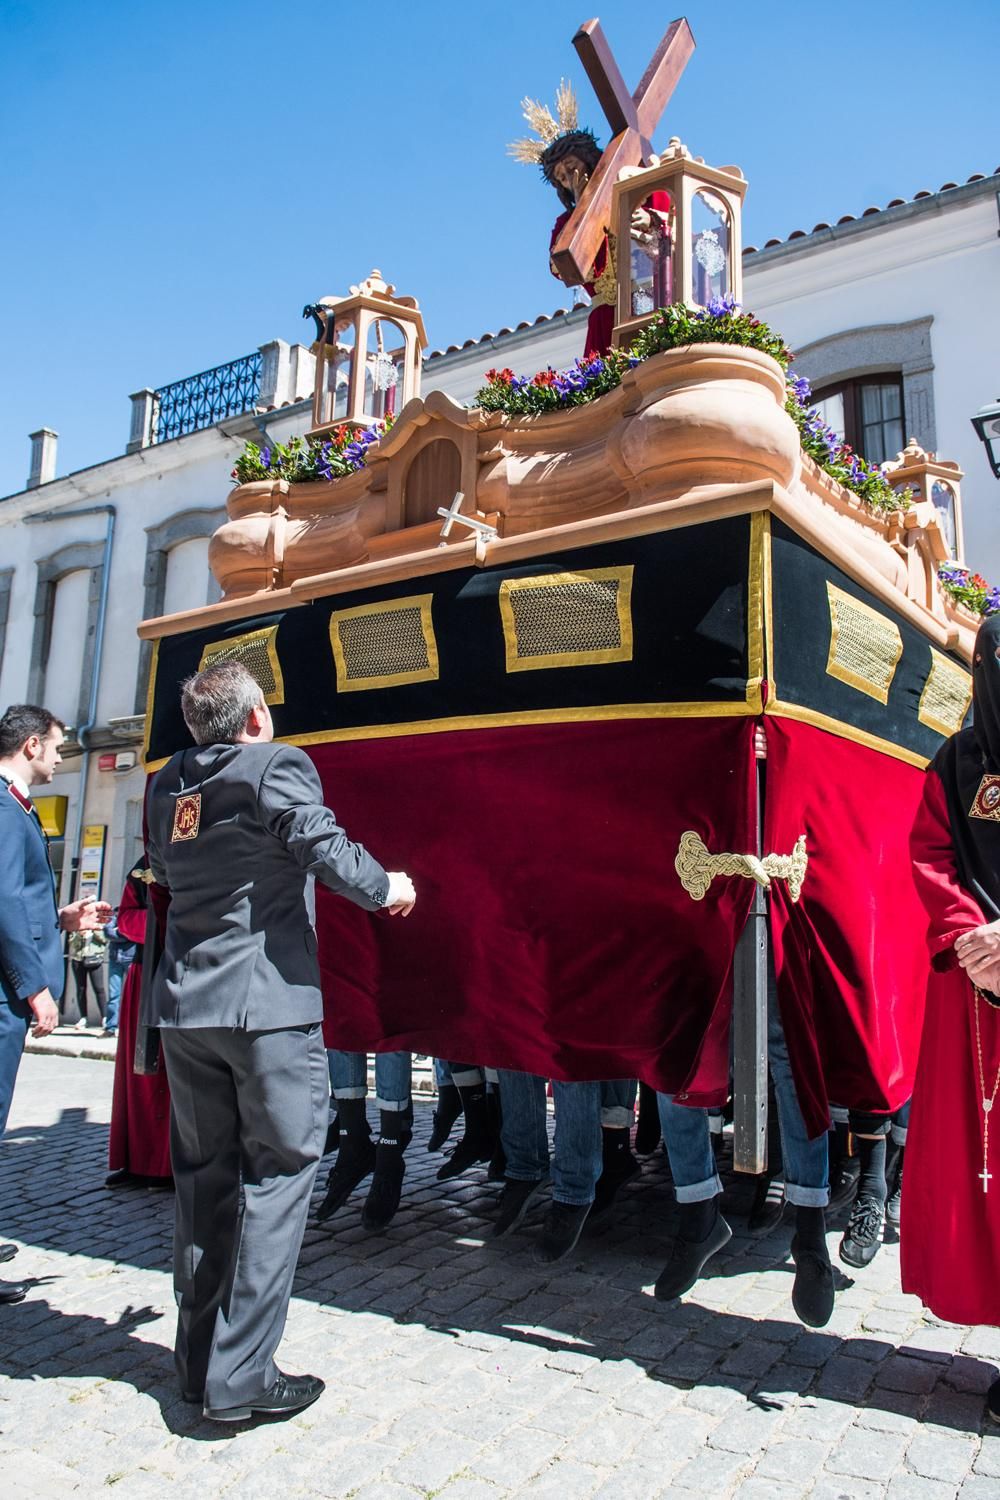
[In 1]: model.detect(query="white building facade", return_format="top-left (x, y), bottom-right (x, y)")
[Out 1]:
top-left (2, 169), bottom-right (997, 905)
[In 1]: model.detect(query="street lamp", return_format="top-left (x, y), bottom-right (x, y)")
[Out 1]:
top-left (971, 398), bottom-right (1000, 480)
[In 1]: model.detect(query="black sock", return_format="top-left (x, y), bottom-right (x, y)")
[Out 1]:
top-left (336, 1097), bottom-right (371, 1156)
top-left (602, 1126), bottom-right (632, 1162)
top-left (856, 1135), bottom-right (887, 1203)
top-left (680, 1196), bottom-right (719, 1241)
top-left (795, 1204), bottom-right (827, 1252)
top-left (377, 1109), bottom-right (408, 1150)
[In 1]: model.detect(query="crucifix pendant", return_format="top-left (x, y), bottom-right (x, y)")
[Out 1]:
top-left (980, 1164), bottom-right (992, 1192)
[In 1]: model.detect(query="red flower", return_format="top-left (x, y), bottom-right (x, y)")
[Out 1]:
top-left (533, 369), bottom-right (557, 387)
top-left (973, 574), bottom-right (987, 588)
top-left (485, 367), bottom-right (514, 385)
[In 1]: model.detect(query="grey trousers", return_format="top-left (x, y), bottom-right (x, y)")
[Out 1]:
top-left (161, 1024), bottom-right (328, 1408)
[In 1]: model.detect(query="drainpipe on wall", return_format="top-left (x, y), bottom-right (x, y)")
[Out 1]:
top-left (24, 504), bottom-right (117, 898)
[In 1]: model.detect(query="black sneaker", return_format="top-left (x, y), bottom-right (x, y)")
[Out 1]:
top-left (491, 1175), bottom-right (549, 1238)
top-left (315, 1138), bottom-right (377, 1222)
top-left (987, 1376), bottom-right (1000, 1424)
top-left (839, 1194), bottom-right (885, 1267)
top-left (885, 1156), bottom-right (903, 1229)
top-left (533, 1201), bottom-right (591, 1263)
top-left (790, 1234), bottom-right (835, 1327)
top-left (436, 1131), bottom-right (492, 1180)
top-left (748, 1175), bottom-right (786, 1234)
top-left (654, 1211), bottom-right (732, 1301)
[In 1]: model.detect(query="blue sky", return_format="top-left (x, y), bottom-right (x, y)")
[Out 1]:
top-left (1, 0), bottom-right (996, 498)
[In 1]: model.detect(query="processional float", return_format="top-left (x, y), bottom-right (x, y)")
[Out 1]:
top-left (139, 18), bottom-right (975, 1171)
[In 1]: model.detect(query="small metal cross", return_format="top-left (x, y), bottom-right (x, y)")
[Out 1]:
top-left (979, 1166), bottom-right (992, 1192)
top-left (437, 492), bottom-right (498, 552)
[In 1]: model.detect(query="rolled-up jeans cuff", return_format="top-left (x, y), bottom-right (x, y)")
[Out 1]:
top-left (375, 1095), bottom-right (409, 1112)
top-left (601, 1106), bottom-right (632, 1128)
top-left (785, 1183), bottom-right (830, 1208)
top-left (451, 1068), bottom-right (482, 1088)
top-left (829, 1106), bottom-right (849, 1126)
top-left (332, 1085), bottom-right (367, 1101)
top-left (891, 1123), bottom-right (908, 1146)
top-left (484, 1067), bottom-right (499, 1084)
top-left (674, 1173), bottom-right (723, 1204)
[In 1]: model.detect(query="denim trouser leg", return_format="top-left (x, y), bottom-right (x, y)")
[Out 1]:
top-left (498, 1071), bottom-right (550, 1181)
top-left (600, 1078), bottom-right (637, 1128)
top-left (434, 1057), bottom-right (451, 1089)
top-left (552, 1081), bottom-right (602, 1206)
top-left (656, 1094), bottom-right (722, 1202)
top-left (767, 973), bottom-right (829, 1207)
top-left (327, 1049), bottom-right (366, 1099)
top-left (373, 1051), bottom-right (411, 1112)
top-left (105, 960), bottom-right (126, 1032)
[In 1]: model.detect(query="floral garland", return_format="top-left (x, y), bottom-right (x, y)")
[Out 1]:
top-left (937, 564), bottom-right (1000, 617)
top-left (231, 418), bottom-right (391, 487)
top-left (783, 373), bottom-right (910, 516)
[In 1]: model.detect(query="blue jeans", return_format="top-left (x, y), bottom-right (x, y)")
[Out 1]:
top-left (433, 1058), bottom-right (483, 1089)
top-left (658, 967), bottom-right (829, 1208)
top-left (106, 959), bottom-right (128, 1033)
top-left (327, 1050), bottom-right (411, 1112)
top-left (497, 1071), bottom-right (602, 1207)
top-left (600, 1079), bottom-right (637, 1128)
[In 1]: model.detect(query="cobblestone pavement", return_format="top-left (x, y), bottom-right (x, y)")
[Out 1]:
top-left (2, 1055), bottom-right (998, 1500)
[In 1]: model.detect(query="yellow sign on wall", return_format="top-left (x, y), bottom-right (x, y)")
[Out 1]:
top-left (33, 795), bottom-right (68, 838)
top-left (79, 824), bottom-right (107, 900)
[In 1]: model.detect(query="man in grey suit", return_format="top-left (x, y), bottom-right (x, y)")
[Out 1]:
top-left (145, 660), bottom-right (415, 1422)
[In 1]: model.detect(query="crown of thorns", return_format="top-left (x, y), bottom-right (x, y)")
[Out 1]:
top-left (508, 83), bottom-right (602, 207)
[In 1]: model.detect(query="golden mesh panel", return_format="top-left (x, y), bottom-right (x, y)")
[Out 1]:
top-left (198, 626), bottom-right (284, 705)
top-left (499, 566), bottom-right (634, 673)
top-left (329, 595), bottom-right (439, 693)
top-left (919, 648), bottom-right (972, 737)
top-left (825, 582), bottom-right (902, 705)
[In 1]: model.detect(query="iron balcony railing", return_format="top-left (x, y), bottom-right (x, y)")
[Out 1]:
top-left (151, 351), bottom-right (262, 444)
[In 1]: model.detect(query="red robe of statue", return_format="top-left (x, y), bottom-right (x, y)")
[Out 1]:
top-left (550, 191), bottom-right (672, 359)
top-left (901, 770), bottom-right (1000, 1326)
top-left (107, 877), bottom-right (172, 1180)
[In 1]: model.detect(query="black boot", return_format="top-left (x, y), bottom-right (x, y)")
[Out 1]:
top-left (654, 1197), bottom-right (731, 1301)
top-left (590, 1126), bottom-right (641, 1221)
top-left (315, 1099), bottom-right (375, 1222)
top-left (634, 1083), bottom-right (661, 1155)
top-left (363, 1111), bottom-right (409, 1230)
top-left (437, 1083), bottom-right (494, 1179)
top-left (427, 1082), bottom-right (463, 1152)
top-left (791, 1205), bottom-right (834, 1327)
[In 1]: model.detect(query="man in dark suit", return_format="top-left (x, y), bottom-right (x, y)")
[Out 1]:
top-left (145, 660), bottom-right (415, 1423)
top-left (0, 704), bottom-right (111, 1304)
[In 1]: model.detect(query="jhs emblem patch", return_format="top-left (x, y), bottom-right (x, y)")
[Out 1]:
top-left (970, 776), bottom-right (1000, 823)
top-left (171, 793), bottom-right (202, 842)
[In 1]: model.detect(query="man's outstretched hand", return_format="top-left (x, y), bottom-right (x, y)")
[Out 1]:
top-left (59, 898), bottom-right (112, 932)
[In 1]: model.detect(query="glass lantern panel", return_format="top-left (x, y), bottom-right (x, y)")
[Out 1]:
top-left (324, 320), bottom-right (354, 425)
top-left (364, 318), bottom-right (406, 421)
top-left (932, 480), bottom-right (958, 558)
top-left (628, 192), bottom-right (672, 319)
top-left (691, 190), bottom-right (731, 307)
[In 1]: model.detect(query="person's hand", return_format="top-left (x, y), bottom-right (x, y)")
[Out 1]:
top-left (27, 988), bottom-right (59, 1038)
top-left (955, 921), bottom-right (1000, 974)
top-left (386, 872), bottom-right (416, 917)
top-left (753, 724), bottom-right (768, 760)
top-left (59, 898), bottom-right (113, 932)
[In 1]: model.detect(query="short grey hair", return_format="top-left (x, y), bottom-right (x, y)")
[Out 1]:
top-left (180, 661), bottom-right (264, 745)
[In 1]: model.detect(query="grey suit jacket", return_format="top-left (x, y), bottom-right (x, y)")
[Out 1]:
top-left (145, 741), bottom-right (389, 1029)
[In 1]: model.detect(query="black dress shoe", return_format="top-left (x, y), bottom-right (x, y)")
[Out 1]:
top-left (987, 1377), bottom-right (1000, 1424)
top-left (362, 1150), bottom-right (406, 1230)
top-left (203, 1371), bottom-right (325, 1423)
top-left (533, 1201), bottom-right (591, 1263)
top-left (491, 1175), bottom-right (549, 1238)
top-left (654, 1210), bottom-right (732, 1301)
top-left (0, 1243), bottom-right (17, 1264)
top-left (315, 1138), bottom-right (376, 1222)
top-left (791, 1234), bottom-right (835, 1327)
top-left (427, 1084), bottom-right (463, 1151)
top-left (0, 1278), bottom-right (27, 1305)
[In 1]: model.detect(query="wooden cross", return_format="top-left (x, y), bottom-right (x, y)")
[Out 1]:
top-left (550, 16), bottom-right (696, 286)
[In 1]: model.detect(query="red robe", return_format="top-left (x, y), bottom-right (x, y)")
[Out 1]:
top-left (550, 191), bottom-right (672, 359)
top-left (901, 769), bottom-right (1000, 1325)
top-left (107, 879), bottom-right (172, 1179)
